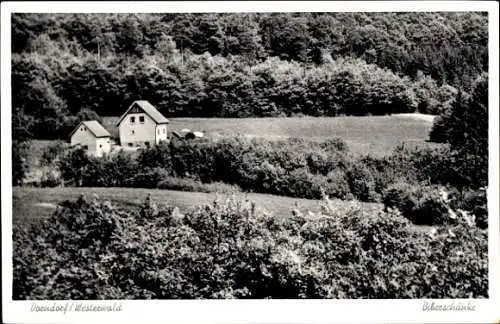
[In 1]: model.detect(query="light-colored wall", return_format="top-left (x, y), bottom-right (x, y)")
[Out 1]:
top-left (70, 125), bottom-right (111, 157)
top-left (119, 112), bottom-right (157, 147)
top-left (155, 124), bottom-right (168, 144)
top-left (71, 125), bottom-right (98, 156)
top-left (95, 137), bottom-right (111, 157)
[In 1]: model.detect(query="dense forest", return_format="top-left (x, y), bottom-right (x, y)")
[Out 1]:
top-left (12, 12), bottom-right (488, 139)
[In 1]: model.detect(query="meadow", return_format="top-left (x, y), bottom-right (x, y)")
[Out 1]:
top-left (19, 114), bottom-right (441, 228)
top-left (12, 186), bottom-right (383, 227)
top-left (24, 114), bottom-right (439, 184)
top-left (102, 114), bottom-right (438, 156)
top-left (26, 115), bottom-right (436, 170)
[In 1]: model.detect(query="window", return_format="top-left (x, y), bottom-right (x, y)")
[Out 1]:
top-left (128, 143), bottom-right (133, 147)
top-left (145, 141), bottom-right (150, 147)
top-left (131, 130), bottom-right (135, 135)
top-left (163, 128), bottom-right (166, 134)
top-left (99, 144), bottom-right (102, 148)
top-left (83, 145), bottom-right (88, 150)
top-left (130, 116), bottom-right (135, 123)
top-left (139, 116), bottom-right (145, 123)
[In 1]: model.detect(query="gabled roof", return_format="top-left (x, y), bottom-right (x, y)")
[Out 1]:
top-left (116, 100), bottom-right (169, 126)
top-left (69, 120), bottom-right (111, 139)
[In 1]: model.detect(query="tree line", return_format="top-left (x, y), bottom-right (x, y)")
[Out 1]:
top-left (12, 12), bottom-right (487, 86)
top-left (11, 13), bottom-right (487, 142)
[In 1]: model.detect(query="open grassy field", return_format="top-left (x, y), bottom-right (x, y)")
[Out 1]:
top-left (12, 186), bottom-right (382, 227)
top-left (18, 115), bottom-right (438, 228)
top-left (27, 115), bottom-right (439, 165)
top-left (25, 115), bottom-right (441, 183)
top-left (102, 114), bottom-right (439, 156)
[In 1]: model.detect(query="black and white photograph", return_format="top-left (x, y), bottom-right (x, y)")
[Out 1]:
top-left (1, 1), bottom-right (499, 323)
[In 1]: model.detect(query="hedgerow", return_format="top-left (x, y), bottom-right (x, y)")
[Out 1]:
top-left (13, 194), bottom-right (488, 299)
top-left (56, 135), bottom-right (487, 208)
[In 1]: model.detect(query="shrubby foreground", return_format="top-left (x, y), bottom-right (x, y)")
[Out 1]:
top-left (14, 194), bottom-right (487, 299)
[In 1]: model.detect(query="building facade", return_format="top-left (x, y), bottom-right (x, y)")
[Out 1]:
top-left (69, 120), bottom-right (111, 157)
top-left (116, 100), bottom-right (169, 147)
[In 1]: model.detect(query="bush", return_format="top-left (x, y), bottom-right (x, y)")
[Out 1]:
top-left (14, 195), bottom-right (487, 299)
top-left (40, 141), bottom-right (67, 166)
top-left (429, 115), bottom-right (448, 143)
top-left (57, 136), bottom-right (485, 204)
top-left (346, 164), bottom-right (379, 202)
top-left (461, 189), bottom-right (488, 229)
top-left (389, 144), bottom-right (486, 189)
top-left (58, 148), bottom-right (138, 187)
top-left (132, 167), bottom-right (169, 188)
top-left (413, 190), bottom-right (450, 225)
top-left (138, 137), bottom-right (356, 200)
top-left (323, 170), bottom-right (351, 200)
top-left (12, 141), bottom-right (30, 186)
top-left (280, 168), bottom-right (324, 199)
top-left (382, 183), bottom-right (451, 225)
top-left (158, 177), bottom-right (241, 194)
top-left (40, 169), bottom-right (62, 187)
top-left (57, 147), bottom-right (92, 186)
top-left (382, 182), bottom-right (416, 214)
top-left (449, 188), bottom-right (488, 229)
top-left (357, 155), bottom-right (394, 195)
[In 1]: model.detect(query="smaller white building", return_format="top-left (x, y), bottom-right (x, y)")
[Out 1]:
top-left (69, 120), bottom-right (112, 157)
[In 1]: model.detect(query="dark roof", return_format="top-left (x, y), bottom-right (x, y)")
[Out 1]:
top-left (116, 100), bottom-right (169, 126)
top-left (69, 120), bottom-right (111, 138)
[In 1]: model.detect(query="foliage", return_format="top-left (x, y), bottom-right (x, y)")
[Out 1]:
top-left (157, 177), bottom-right (241, 194)
top-left (430, 75), bottom-right (488, 150)
top-left (449, 187), bottom-right (488, 229)
top-left (12, 141), bottom-right (30, 186)
top-left (11, 13), bottom-right (488, 136)
top-left (40, 141), bottom-right (67, 166)
top-left (12, 13), bottom-right (487, 90)
top-left (382, 183), bottom-right (451, 225)
top-left (131, 167), bottom-right (170, 189)
top-left (40, 169), bottom-right (63, 188)
top-left (12, 108), bottom-right (34, 185)
top-left (57, 135), bottom-right (485, 203)
top-left (428, 74), bottom-right (488, 189)
top-left (14, 194), bottom-right (488, 299)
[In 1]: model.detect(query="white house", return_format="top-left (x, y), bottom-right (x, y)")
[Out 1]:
top-left (69, 120), bottom-right (112, 157)
top-left (116, 100), bottom-right (169, 147)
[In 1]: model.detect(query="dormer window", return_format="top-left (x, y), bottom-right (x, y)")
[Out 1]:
top-left (139, 116), bottom-right (145, 123)
top-left (130, 116), bottom-right (135, 123)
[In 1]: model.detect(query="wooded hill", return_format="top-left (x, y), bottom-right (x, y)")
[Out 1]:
top-left (12, 12), bottom-right (488, 139)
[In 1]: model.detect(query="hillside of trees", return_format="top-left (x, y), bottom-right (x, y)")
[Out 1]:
top-left (12, 12), bottom-right (488, 139)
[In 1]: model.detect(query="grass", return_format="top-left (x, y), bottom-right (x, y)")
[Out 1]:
top-left (27, 116), bottom-right (439, 165)
top-left (18, 115), bottom-right (439, 232)
top-left (12, 186), bottom-right (382, 227)
top-left (102, 115), bottom-right (440, 156)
